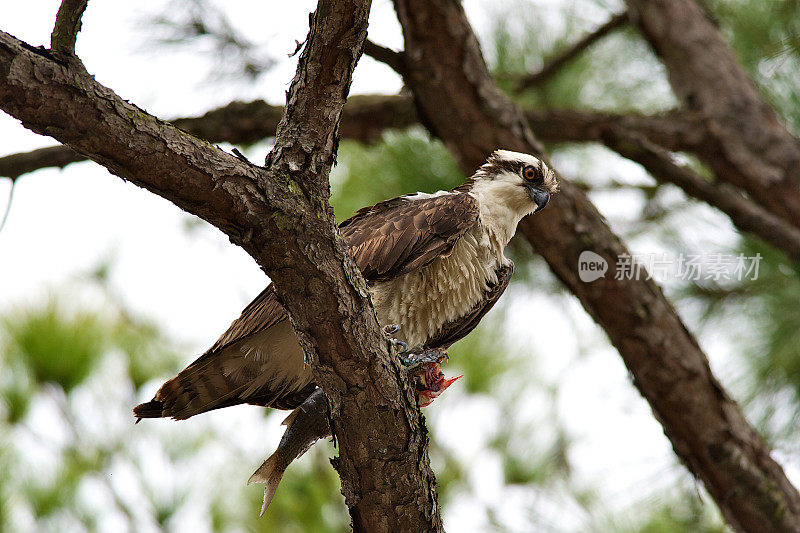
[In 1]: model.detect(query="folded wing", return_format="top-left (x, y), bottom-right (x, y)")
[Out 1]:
top-left (135, 192), bottom-right (484, 419)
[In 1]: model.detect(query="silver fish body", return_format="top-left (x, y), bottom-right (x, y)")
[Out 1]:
top-left (248, 388), bottom-right (331, 515)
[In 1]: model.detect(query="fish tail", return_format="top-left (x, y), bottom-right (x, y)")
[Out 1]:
top-left (248, 453), bottom-right (285, 516)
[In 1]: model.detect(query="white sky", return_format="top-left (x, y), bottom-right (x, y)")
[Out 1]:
top-left (1, 1), bottom-right (791, 531)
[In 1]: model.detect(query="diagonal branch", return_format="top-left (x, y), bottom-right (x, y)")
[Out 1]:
top-left (391, 0), bottom-right (800, 530)
top-left (515, 11), bottom-right (628, 92)
top-left (51, 0), bottom-right (89, 55)
top-left (606, 131), bottom-right (800, 263)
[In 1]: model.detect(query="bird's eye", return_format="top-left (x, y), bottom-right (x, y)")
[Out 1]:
top-left (523, 165), bottom-right (538, 181)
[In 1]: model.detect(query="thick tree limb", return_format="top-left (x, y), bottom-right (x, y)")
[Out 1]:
top-left (392, 0), bottom-right (800, 531)
top-left (51, 0), bottom-right (89, 55)
top-left (257, 5), bottom-right (442, 528)
top-left (0, 0), bottom-right (442, 528)
top-left (626, 0), bottom-right (800, 229)
top-left (515, 11), bottom-right (628, 92)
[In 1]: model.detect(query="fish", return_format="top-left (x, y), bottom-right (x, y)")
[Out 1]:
top-left (248, 388), bottom-right (331, 515)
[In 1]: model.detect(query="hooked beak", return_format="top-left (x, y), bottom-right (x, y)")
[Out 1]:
top-left (528, 187), bottom-right (550, 213)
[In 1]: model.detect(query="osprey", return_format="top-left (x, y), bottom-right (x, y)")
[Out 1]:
top-left (134, 150), bottom-right (557, 420)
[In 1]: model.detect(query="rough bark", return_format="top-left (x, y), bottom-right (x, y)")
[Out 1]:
top-left (0, 0), bottom-right (443, 529)
top-left (626, 0), bottom-right (800, 228)
top-left (392, 0), bottom-right (800, 531)
top-left (50, 0), bottom-right (89, 55)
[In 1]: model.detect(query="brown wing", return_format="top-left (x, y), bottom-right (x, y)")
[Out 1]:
top-left (339, 192), bottom-right (480, 282)
top-left (206, 284), bottom-right (286, 354)
top-left (427, 263), bottom-right (513, 349)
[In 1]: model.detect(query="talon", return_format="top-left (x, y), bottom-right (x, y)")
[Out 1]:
top-left (383, 324), bottom-right (401, 336)
top-left (399, 347), bottom-right (446, 369)
top-left (390, 339), bottom-right (409, 354)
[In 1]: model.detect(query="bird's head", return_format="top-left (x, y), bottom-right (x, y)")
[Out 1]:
top-left (470, 150), bottom-right (559, 218)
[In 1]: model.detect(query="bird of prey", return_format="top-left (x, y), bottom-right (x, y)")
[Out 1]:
top-left (134, 149), bottom-right (557, 419)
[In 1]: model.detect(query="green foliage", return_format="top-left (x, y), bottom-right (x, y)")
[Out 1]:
top-left (0, 362), bottom-right (33, 424)
top-left (0, 445), bottom-right (10, 528)
top-left (684, 238), bottom-right (800, 442)
top-left (488, 1), bottom-right (677, 112)
top-left (626, 492), bottom-right (725, 533)
top-left (447, 314), bottom-right (517, 395)
top-left (331, 129), bottom-right (463, 221)
top-left (428, 440), bottom-right (468, 505)
top-left (2, 300), bottom-right (107, 394)
top-left (113, 315), bottom-right (179, 391)
top-left (25, 447), bottom-right (104, 520)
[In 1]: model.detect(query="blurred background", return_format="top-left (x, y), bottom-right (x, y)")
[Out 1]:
top-left (1, 0), bottom-right (799, 531)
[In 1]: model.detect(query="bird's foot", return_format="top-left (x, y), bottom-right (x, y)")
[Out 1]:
top-left (401, 347), bottom-right (461, 407)
top-left (384, 324), bottom-right (409, 355)
top-left (382, 328), bottom-right (461, 406)
top-left (398, 345), bottom-right (446, 369)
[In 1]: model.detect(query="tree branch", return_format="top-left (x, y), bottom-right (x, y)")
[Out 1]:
top-left (0, 99), bottom-right (704, 180)
top-left (0, 145), bottom-right (85, 181)
top-left (391, 0), bottom-right (800, 531)
top-left (626, 0), bottom-right (800, 229)
top-left (0, 95), bottom-right (419, 180)
top-left (51, 0), bottom-right (89, 55)
top-left (0, 0), bottom-right (442, 528)
top-left (606, 131), bottom-right (800, 264)
top-left (256, 4), bottom-right (442, 528)
top-left (8, 96), bottom-right (800, 268)
top-left (515, 11), bottom-right (628, 92)
top-left (363, 39), bottom-right (407, 77)
top-left (5, 92), bottom-right (798, 271)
